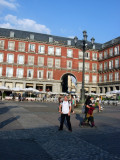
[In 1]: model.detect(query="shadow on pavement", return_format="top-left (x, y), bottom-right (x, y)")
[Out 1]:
top-left (0, 106), bottom-right (18, 115)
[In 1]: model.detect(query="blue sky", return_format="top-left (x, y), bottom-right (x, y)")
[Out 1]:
top-left (0, 0), bottom-right (120, 43)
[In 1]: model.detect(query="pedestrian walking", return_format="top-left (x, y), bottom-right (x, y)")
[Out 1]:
top-left (71, 95), bottom-right (76, 114)
top-left (58, 95), bottom-right (72, 132)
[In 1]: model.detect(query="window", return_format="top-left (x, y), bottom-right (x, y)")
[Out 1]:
top-left (99, 53), bottom-right (103, 60)
top-left (38, 70), bottom-right (43, 79)
top-left (104, 74), bottom-right (107, 82)
top-left (0, 67), bottom-right (2, 76)
top-left (47, 58), bottom-right (53, 68)
top-left (109, 73), bottom-right (113, 81)
top-left (109, 48), bottom-right (113, 57)
top-left (67, 40), bottom-right (71, 45)
top-left (17, 55), bottom-right (24, 64)
top-left (109, 60), bottom-right (113, 69)
top-left (47, 71), bottom-right (53, 79)
top-left (28, 44), bottom-right (35, 52)
top-left (10, 31), bottom-right (14, 37)
top-left (114, 46), bottom-right (119, 55)
top-left (99, 63), bottom-right (103, 71)
top-left (0, 40), bottom-right (4, 49)
top-left (104, 51), bottom-right (108, 58)
top-left (85, 75), bottom-right (89, 83)
top-left (85, 63), bottom-right (89, 71)
top-left (92, 63), bottom-right (97, 71)
top-left (38, 57), bottom-right (44, 66)
top-left (28, 56), bottom-right (34, 65)
top-left (27, 69), bottom-right (33, 78)
top-left (115, 72), bottom-right (119, 81)
top-left (85, 52), bottom-right (90, 59)
top-left (92, 75), bottom-right (97, 83)
top-left (79, 51), bottom-right (83, 59)
top-left (0, 53), bottom-right (3, 62)
top-left (67, 60), bottom-right (72, 69)
top-left (55, 47), bottom-right (61, 56)
top-left (6, 67), bottom-right (13, 77)
top-left (49, 37), bottom-right (53, 43)
top-left (30, 34), bottom-right (34, 40)
top-left (67, 49), bottom-right (73, 58)
top-left (55, 59), bottom-right (60, 68)
top-left (104, 62), bottom-right (108, 70)
top-left (18, 42), bottom-right (25, 52)
top-left (8, 41), bottom-right (15, 50)
top-left (115, 59), bottom-right (119, 68)
top-left (38, 45), bottom-right (45, 54)
top-left (7, 54), bottom-right (14, 63)
top-left (92, 53), bottom-right (97, 60)
top-left (48, 46), bottom-right (54, 55)
top-left (79, 62), bottom-right (83, 70)
top-left (16, 68), bottom-right (23, 78)
top-left (99, 75), bottom-right (102, 82)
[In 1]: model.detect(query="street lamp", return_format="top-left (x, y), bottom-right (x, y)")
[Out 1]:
top-left (74, 31), bottom-right (95, 102)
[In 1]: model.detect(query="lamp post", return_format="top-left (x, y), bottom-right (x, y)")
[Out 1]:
top-left (74, 31), bottom-right (95, 103)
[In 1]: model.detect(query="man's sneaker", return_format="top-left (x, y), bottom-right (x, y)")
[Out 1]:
top-left (58, 128), bottom-right (63, 131)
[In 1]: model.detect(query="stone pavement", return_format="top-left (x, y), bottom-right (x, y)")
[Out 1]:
top-left (0, 101), bottom-right (120, 160)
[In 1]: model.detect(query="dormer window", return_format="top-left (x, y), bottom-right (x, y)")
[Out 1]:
top-left (67, 40), bottom-right (71, 46)
top-left (30, 34), bottom-right (34, 40)
top-left (49, 37), bottom-right (53, 43)
top-left (10, 31), bottom-right (14, 38)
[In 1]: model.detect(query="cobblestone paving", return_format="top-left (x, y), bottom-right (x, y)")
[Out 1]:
top-left (0, 101), bottom-right (120, 160)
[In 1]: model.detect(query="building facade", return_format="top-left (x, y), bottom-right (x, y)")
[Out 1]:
top-left (0, 28), bottom-right (119, 96)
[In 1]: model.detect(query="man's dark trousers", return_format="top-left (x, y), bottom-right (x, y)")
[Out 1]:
top-left (60, 114), bottom-right (72, 130)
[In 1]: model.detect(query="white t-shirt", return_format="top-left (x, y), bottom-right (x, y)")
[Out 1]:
top-left (61, 101), bottom-right (71, 114)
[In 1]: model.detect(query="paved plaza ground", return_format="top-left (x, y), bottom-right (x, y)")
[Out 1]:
top-left (0, 101), bottom-right (120, 160)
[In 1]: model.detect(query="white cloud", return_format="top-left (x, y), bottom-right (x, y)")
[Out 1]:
top-left (0, 14), bottom-right (51, 34)
top-left (0, 0), bottom-right (18, 10)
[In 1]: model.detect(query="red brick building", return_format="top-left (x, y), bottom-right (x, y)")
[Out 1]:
top-left (0, 28), bottom-right (119, 96)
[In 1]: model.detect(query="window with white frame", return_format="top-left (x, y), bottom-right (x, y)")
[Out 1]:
top-left (47, 58), bottom-right (53, 68)
top-left (109, 48), bottom-right (113, 57)
top-left (67, 40), bottom-right (71, 45)
top-left (99, 75), bottom-right (102, 82)
top-left (85, 52), bottom-right (90, 59)
top-left (79, 62), bottom-right (83, 70)
top-left (55, 47), bottom-right (61, 56)
top-left (38, 45), bottom-right (45, 54)
top-left (67, 60), bottom-right (72, 69)
top-left (99, 53), bottom-right (103, 60)
top-left (37, 70), bottom-right (43, 79)
top-left (8, 41), bottom-right (15, 50)
top-left (114, 46), bottom-right (119, 55)
top-left (99, 63), bottom-right (103, 71)
top-left (28, 44), bottom-right (35, 52)
top-left (104, 51), bottom-right (108, 58)
top-left (115, 59), bottom-right (119, 68)
top-left (49, 37), bottom-right (53, 43)
top-left (47, 71), bottom-right (53, 79)
top-left (27, 69), bottom-right (33, 78)
top-left (109, 60), bottom-right (113, 69)
top-left (92, 53), bottom-right (97, 60)
top-left (0, 40), bottom-right (4, 49)
top-left (55, 59), bottom-right (60, 68)
top-left (109, 73), bottom-right (113, 81)
top-left (67, 49), bottom-right (73, 58)
top-left (104, 74), bottom-right (107, 82)
top-left (92, 75), bottom-right (97, 83)
top-left (0, 53), bottom-right (3, 62)
top-left (18, 42), bottom-right (25, 52)
top-left (85, 75), bottom-right (89, 83)
top-left (48, 46), bottom-right (54, 55)
top-left (10, 31), bottom-right (14, 38)
top-left (104, 62), bottom-right (108, 70)
top-left (6, 67), bottom-right (13, 77)
top-left (0, 67), bottom-right (2, 76)
top-left (16, 68), bottom-right (23, 78)
top-left (115, 72), bottom-right (119, 81)
top-left (79, 51), bottom-right (83, 59)
top-left (30, 34), bottom-right (34, 40)
top-left (17, 55), bottom-right (24, 64)
top-left (85, 63), bottom-right (89, 71)
top-left (7, 54), bottom-right (14, 63)
top-left (28, 56), bottom-right (34, 65)
top-left (92, 63), bottom-right (97, 71)
top-left (38, 57), bottom-right (44, 66)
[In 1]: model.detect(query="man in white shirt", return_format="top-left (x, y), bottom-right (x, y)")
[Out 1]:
top-left (58, 96), bottom-right (72, 132)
